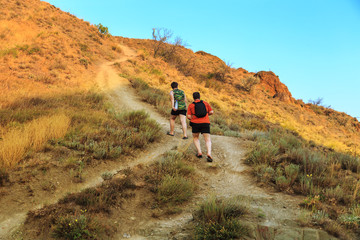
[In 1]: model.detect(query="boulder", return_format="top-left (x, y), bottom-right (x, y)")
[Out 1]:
top-left (255, 71), bottom-right (294, 103)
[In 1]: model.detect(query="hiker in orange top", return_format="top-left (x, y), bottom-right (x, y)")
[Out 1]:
top-left (167, 82), bottom-right (188, 139)
top-left (187, 92), bottom-right (214, 162)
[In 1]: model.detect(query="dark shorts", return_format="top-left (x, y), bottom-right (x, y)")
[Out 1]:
top-left (171, 109), bottom-right (187, 116)
top-left (191, 123), bottom-right (210, 134)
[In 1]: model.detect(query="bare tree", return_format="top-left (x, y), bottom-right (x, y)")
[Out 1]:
top-left (308, 97), bottom-right (323, 106)
top-left (152, 28), bottom-right (173, 57)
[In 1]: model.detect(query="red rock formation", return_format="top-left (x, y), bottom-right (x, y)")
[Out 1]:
top-left (254, 71), bottom-right (294, 103)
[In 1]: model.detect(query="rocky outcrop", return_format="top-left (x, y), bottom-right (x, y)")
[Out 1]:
top-left (255, 71), bottom-right (295, 103)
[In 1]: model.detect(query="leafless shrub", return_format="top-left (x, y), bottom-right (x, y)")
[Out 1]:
top-left (152, 28), bottom-right (173, 58)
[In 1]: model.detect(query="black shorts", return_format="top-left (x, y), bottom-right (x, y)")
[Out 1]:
top-left (171, 109), bottom-right (187, 116)
top-left (191, 123), bottom-right (210, 134)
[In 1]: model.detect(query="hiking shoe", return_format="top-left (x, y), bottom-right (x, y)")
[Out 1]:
top-left (182, 136), bottom-right (188, 140)
top-left (206, 156), bottom-right (213, 162)
top-left (196, 153), bottom-right (203, 158)
top-left (166, 132), bottom-right (174, 136)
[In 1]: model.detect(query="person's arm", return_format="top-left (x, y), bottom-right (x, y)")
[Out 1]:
top-left (187, 105), bottom-right (192, 120)
top-left (207, 102), bottom-right (214, 115)
top-left (184, 94), bottom-right (188, 107)
top-left (170, 91), bottom-right (176, 111)
top-left (187, 113), bottom-right (192, 120)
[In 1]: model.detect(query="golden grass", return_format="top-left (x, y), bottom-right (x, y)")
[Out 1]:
top-left (119, 40), bottom-right (360, 154)
top-left (0, 113), bottom-right (70, 168)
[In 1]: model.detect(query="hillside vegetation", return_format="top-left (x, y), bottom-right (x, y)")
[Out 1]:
top-left (1, 0), bottom-right (360, 238)
top-left (119, 36), bottom-right (360, 154)
top-left (0, 0), bottom-right (121, 109)
top-left (0, 0), bottom-right (123, 168)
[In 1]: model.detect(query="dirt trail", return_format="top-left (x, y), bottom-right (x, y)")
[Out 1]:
top-left (1, 45), bottom-right (336, 240)
top-left (93, 45), bottom-right (336, 239)
top-left (0, 45), bottom-right (188, 239)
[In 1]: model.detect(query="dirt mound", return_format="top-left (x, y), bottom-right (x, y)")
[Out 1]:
top-left (254, 71), bottom-right (295, 103)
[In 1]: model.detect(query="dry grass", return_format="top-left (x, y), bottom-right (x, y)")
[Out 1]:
top-left (120, 37), bottom-right (360, 154)
top-left (194, 196), bottom-right (249, 239)
top-left (0, 113), bottom-right (70, 168)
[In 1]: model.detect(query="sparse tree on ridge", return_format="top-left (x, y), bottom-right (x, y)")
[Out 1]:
top-left (152, 28), bottom-right (173, 57)
top-left (308, 97), bottom-right (323, 106)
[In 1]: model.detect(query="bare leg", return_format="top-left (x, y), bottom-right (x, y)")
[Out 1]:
top-left (169, 115), bottom-right (177, 135)
top-left (193, 133), bottom-right (202, 155)
top-left (203, 133), bottom-right (212, 157)
top-left (179, 114), bottom-right (188, 138)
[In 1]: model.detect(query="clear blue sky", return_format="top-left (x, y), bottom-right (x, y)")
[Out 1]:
top-left (46, 0), bottom-right (360, 118)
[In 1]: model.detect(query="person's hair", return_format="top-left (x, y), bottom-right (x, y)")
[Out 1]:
top-left (193, 92), bottom-right (200, 100)
top-left (171, 82), bottom-right (178, 89)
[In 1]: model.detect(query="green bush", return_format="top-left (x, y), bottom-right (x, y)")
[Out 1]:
top-left (96, 23), bottom-right (109, 35)
top-left (195, 219), bottom-right (247, 240)
top-left (156, 151), bottom-right (194, 177)
top-left (52, 214), bottom-right (98, 239)
top-left (284, 164), bottom-right (300, 185)
top-left (253, 164), bottom-right (274, 182)
top-left (339, 214), bottom-right (360, 229)
top-left (275, 175), bottom-right (290, 190)
top-left (157, 174), bottom-right (194, 204)
top-left (194, 196), bottom-right (248, 240)
top-left (311, 210), bottom-right (329, 225)
top-left (246, 141), bottom-right (278, 165)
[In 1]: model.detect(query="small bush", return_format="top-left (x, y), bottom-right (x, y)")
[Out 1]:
top-left (253, 164), bottom-right (274, 182)
top-left (96, 23), bottom-right (109, 35)
top-left (52, 214), bottom-right (99, 239)
top-left (155, 151), bottom-right (194, 177)
top-left (101, 172), bottom-right (114, 180)
top-left (195, 196), bottom-right (248, 224)
top-left (324, 186), bottom-right (345, 203)
top-left (195, 219), bottom-right (247, 240)
top-left (194, 196), bottom-right (248, 240)
top-left (157, 174), bottom-right (194, 204)
top-left (284, 164), bottom-right (300, 185)
top-left (312, 210), bottom-right (329, 225)
top-left (246, 141), bottom-right (278, 165)
top-left (339, 214), bottom-right (360, 229)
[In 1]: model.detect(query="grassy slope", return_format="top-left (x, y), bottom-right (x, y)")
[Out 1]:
top-left (0, 0), bottom-right (124, 168)
top-left (117, 37), bottom-right (360, 238)
top-left (119, 37), bottom-right (360, 155)
top-left (0, 0), bottom-right (121, 109)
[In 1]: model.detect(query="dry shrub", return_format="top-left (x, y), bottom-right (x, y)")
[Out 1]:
top-left (194, 196), bottom-right (248, 239)
top-left (235, 76), bottom-right (260, 92)
top-left (157, 174), bottom-right (194, 204)
top-left (0, 113), bottom-right (70, 168)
